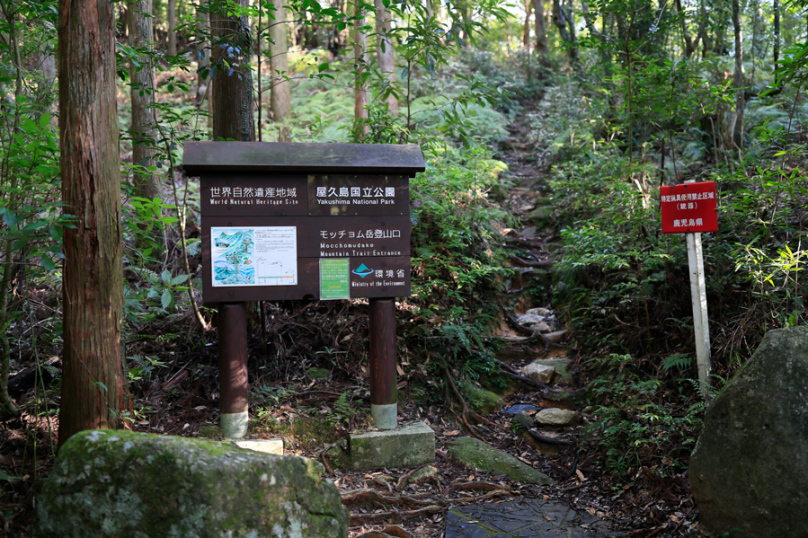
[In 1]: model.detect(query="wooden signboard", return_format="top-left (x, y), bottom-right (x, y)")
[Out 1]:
top-left (185, 142), bottom-right (425, 304)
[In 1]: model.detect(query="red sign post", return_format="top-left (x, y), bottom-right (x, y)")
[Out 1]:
top-left (661, 180), bottom-right (718, 400)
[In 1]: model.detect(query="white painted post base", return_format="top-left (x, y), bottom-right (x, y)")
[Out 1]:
top-left (371, 403), bottom-right (397, 430)
top-left (221, 411), bottom-right (249, 439)
top-left (686, 226), bottom-right (712, 400)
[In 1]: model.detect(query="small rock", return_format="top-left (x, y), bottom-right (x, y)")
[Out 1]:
top-left (515, 313), bottom-right (544, 327)
top-left (530, 358), bottom-right (572, 383)
top-left (535, 408), bottom-right (578, 426)
top-left (529, 205), bottom-right (553, 222)
top-left (502, 404), bottom-right (540, 415)
top-left (534, 322), bottom-right (551, 333)
top-left (459, 379), bottom-right (505, 414)
top-left (522, 431), bottom-right (564, 456)
top-left (525, 307), bottom-right (552, 317)
top-left (307, 367), bottom-right (330, 379)
top-left (544, 330), bottom-right (568, 344)
top-left (407, 465), bottom-right (439, 485)
top-left (512, 412), bottom-right (535, 429)
top-left (522, 362), bottom-right (555, 384)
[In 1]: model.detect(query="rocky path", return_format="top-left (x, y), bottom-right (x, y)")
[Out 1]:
top-left (339, 105), bottom-right (684, 537)
top-left (435, 104), bottom-right (614, 537)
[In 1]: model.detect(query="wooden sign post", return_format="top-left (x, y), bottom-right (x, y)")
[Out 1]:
top-left (185, 142), bottom-right (425, 436)
top-left (660, 180), bottom-right (718, 401)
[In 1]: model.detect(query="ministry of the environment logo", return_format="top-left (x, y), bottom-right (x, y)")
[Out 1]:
top-left (352, 264), bottom-right (373, 278)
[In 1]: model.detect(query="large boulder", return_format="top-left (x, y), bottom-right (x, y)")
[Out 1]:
top-left (689, 326), bottom-right (808, 537)
top-left (36, 430), bottom-right (348, 537)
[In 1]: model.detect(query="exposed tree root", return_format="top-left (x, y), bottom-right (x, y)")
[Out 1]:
top-left (525, 428), bottom-right (574, 447)
top-left (349, 505), bottom-right (444, 525)
top-left (440, 363), bottom-right (484, 440)
top-left (451, 480), bottom-right (512, 492)
top-left (341, 489), bottom-right (439, 507)
top-left (356, 525), bottom-right (413, 538)
top-left (496, 298), bottom-right (558, 355)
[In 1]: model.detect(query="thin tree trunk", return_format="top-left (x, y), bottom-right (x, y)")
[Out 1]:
top-left (168, 0), bottom-right (177, 55)
top-left (773, 0), bottom-right (780, 68)
top-left (270, 0), bottom-right (291, 123)
top-left (353, 0), bottom-right (368, 140)
top-left (566, 0), bottom-right (577, 63)
top-left (534, 0), bottom-right (549, 66)
top-left (375, 0), bottom-right (397, 115)
top-left (675, 0), bottom-right (695, 57)
top-left (523, 0), bottom-right (532, 51)
top-left (58, 0), bottom-right (126, 446)
top-left (552, 0), bottom-right (570, 50)
top-left (129, 0), bottom-right (158, 203)
top-left (731, 0), bottom-right (744, 149)
top-left (196, 1), bottom-right (210, 99)
top-left (211, 0), bottom-right (255, 141)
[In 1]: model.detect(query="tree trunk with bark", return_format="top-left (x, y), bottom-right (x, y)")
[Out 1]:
top-left (773, 0), bottom-right (780, 68)
top-left (129, 0), bottom-right (158, 202)
top-left (731, 0), bottom-right (744, 149)
top-left (210, 0), bottom-right (255, 141)
top-left (566, 0), bottom-right (577, 63)
top-left (58, 0), bottom-right (126, 446)
top-left (168, 0), bottom-right (177, 55)
top-left (534, 0), bottom-right (548, 66)
top-left (375, 0), bottom-right (397, 115)
top-left (352, 0), bottom-right (368, 140)
top-left (270, 0), bottom-right (291, 123)
top-left (522, 0), bottom-right (532, 51)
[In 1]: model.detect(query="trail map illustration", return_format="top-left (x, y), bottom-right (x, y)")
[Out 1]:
top-left (211, 227), bottom-right (297, 287)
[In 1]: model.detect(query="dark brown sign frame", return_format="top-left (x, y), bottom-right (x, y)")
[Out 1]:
top-left (185, 142), bottom-right (425, 304)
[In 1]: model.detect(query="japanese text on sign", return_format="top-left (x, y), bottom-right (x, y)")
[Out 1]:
top-left (660, 181), bottom-right (718, 234)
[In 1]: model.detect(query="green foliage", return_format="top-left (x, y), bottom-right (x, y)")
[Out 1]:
top-left (403, 146), bottom-right (514, 370)
top-left (583, 354), bottom-right (705, 481)
top-left (325, 392), bottom-right (357, 428)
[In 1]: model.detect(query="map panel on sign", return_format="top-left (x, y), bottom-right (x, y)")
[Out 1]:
top-left (211, 226), bottom-right (297, 287)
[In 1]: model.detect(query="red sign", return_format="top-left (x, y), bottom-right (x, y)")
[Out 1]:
top-left (660, 181), bottom-right (718, 234)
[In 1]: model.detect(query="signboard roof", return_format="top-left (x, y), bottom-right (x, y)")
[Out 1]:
top-left (183, 142), bottom-right (426, 175)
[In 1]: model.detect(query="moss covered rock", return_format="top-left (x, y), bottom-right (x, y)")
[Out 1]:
top-left (447, 437), bottom-right (553, 485)
top-left (35, 430), bottom-right (348, 537)
top-left (690, 326), bottom-right (808, 537)
top-left (458, 379), bottom-right (505, 414)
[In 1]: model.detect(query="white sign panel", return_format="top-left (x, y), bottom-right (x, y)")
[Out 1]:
top-left (211, 226), bottom-right (297, 287)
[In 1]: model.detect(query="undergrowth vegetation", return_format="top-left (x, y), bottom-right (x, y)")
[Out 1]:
top-left (535, 31), bottom-right (808, 479)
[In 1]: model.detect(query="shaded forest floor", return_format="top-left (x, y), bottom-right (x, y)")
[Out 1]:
top-left (0, 100), bottom-right (701, 537)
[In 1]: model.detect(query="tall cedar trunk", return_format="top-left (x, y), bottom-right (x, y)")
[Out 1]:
top-left (353, 0), bottom-right (368, 140)
top-left (211, 0), bottom-right (255, 141)
top-left (566, 0), bottom-right (577, 63)
top-left (58, 0), bottom-right (126, 446)
top-left (522, 0), bottom-right (532, 51)
top-left (534, 0), bottom-right (549, 66)
top-left (773, 0), bottom-right (780, 69)
top-left (129, 0), bottom-right (158, 202)
top-left (270, 0), bottom-right (291, 122)
top-left (375, 0), bottom-right (397, 115)
top-left (196, 1), bottom-right (210, 100)
top-left (168, 0), bottom-right (177, 55)
top-left (731, 0), bottom-right (744, 149)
